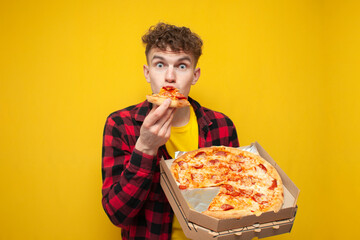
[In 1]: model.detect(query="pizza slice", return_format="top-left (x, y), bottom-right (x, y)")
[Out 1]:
top-left (146, 86), bottom-right (190, 108)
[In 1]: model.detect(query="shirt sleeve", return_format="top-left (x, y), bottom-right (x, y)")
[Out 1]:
top-left (227, 118), bottom-right (239, 147)
top-left (101, 115), bottom-right (156, 228)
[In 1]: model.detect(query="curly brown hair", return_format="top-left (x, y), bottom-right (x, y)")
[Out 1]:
top-left (142, 22), bottom-right (203, 65)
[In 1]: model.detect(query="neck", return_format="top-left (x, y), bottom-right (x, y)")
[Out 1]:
top-left (172, 106), bottom-right (190, 127)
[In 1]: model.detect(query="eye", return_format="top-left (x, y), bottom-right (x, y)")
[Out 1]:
top-left (179, 64), bottom-right (187, 70)
top-left (156, 63), bottom-right (164, 68)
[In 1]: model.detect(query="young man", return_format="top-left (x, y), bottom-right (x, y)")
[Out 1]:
top-left (102, 23), bottom-right (239, 240)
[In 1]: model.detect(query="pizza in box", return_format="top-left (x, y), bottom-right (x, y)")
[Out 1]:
top-left (171, 146), bottom-right (284, 219)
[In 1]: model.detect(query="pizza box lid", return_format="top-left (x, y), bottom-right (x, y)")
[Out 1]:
top-left (159, 142), bottom-right (300, 232)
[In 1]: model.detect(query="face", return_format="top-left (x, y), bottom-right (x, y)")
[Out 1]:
top-left (143, 47), bottom-right (201, 98)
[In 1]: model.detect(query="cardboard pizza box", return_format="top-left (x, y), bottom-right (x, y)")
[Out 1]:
top-left (161, 166), bottom-right (297, 239)
top-left (160, 142), bottom-right (299, 233)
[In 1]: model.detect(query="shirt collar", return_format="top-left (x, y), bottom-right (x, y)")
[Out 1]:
top-left (188, 96), bottom-right (212, 128)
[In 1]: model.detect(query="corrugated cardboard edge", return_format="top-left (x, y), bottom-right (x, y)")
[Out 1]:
top-left (160, 142), bottom-right (300, 232)
top-left (159, 168), bottom-right (195, 238)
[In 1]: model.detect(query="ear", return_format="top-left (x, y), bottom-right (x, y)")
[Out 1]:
top-left (192, 67), bottom-right (201, 85)
top-left (143, 64), bottom-right (150, 83)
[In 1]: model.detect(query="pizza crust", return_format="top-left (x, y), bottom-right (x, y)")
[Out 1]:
top-left (146, 95), bottom-right (190, 108)
top-left (203, 209), bottom-right (256, 219)
top-left (203, 197), bottom-right (283, 220)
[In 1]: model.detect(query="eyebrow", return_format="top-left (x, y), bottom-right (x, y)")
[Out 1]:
top-left (151, 55), bottom-right (192, 63)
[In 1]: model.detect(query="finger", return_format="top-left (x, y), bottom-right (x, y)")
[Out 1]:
top-left (145, 99), bottom-right (172, 125)
top-left (157, 107), bottom-right (175, 129)
top-left (147, 103), bottom-right (159, 114)
top-left (158, 109), bottom-right (175, 137)
top-left (155, 98), bottom-right (172, 113)
top-left (162, 108), bottom-right (175, 127)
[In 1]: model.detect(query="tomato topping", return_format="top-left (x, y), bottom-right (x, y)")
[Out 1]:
top-left (215, 151), bottom-right (228, 157)
top-left (159, 86), bottom-right (187, 100)
top-left (222, 184), bottom-right (234, 192)
top-left (209, 159), bottom-right (220, 165)
top-left (179, 185), bottom-right (188, 190)
top-left (162, 86), bottom-right (176, 91)
top-left (269, 179), bottom-right (277, 190)
top-left (193, 163), bottom-right (203, 169)
top-left (214, 179), bottom-right (223, 184)
top-left (174, 92), bottom-right (187, 100)
top-left (177, 161), bottom-right (187, 170)
top-left (258, 164), bottom-right (267, 172)
top-left (194, 151), bottom-right (206, 158)
top-left (252, 193), bottom-right (264, 203)
top-left (221, 204), bottom-right (235, 211)
top-left (238, 189), bottom-right (253, 198)
top-left (228, 173), bottom-right (242, 181)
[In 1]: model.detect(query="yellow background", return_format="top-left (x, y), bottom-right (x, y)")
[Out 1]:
top-left (1, 1), bottom-right (359, 239)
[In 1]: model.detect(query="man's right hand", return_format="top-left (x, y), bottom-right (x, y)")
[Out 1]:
top-left (135, 98), bottom-right (175, 156)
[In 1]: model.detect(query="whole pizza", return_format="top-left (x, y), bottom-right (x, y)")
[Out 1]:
top-left (170, 146), bottom-right (284, 219)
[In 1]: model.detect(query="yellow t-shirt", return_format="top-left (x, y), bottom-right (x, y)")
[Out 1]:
top-left (165, 106), bottom-right (199, 159)
top-left (165, 106), bottom-right (198, 240)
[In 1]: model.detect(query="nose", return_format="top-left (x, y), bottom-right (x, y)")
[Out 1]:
top-left (165, 66), bottom-right (176, 83)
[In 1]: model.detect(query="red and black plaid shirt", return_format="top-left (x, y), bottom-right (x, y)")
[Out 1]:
top-left (102, 97), bottom-right (239, 240)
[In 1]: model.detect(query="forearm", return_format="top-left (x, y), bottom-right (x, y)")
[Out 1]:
top-left (134, 137), bottom-right (158, 156)
top-left (102, 148), bottom-right (157, 228)
top-left (101, 100), bottom-right (174, 227)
